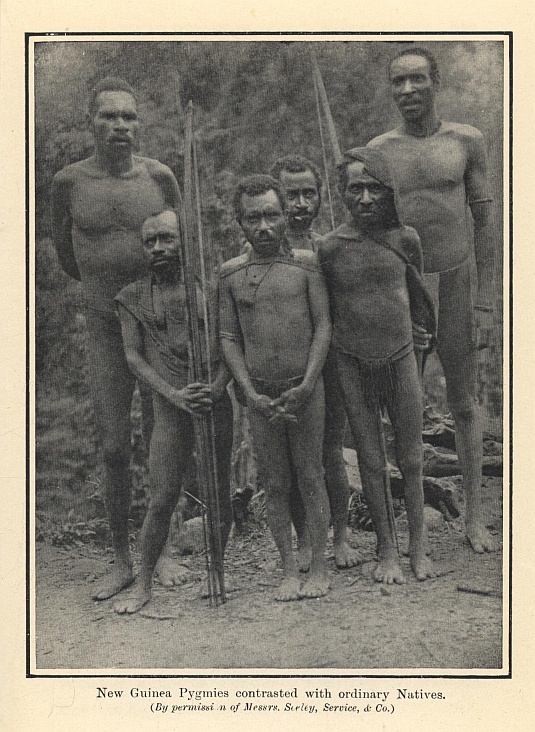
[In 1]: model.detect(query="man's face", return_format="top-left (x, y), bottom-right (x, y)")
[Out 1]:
top-left (239, 190), bottom-right (286, 257)
top-left (279, 169), bottom-right (320, 232)
top-left (142, 211), bottom-right (181, 275)
top-left (342, 162), bottom-right (392, 228)
top-left (92, 91), bottom-right (139, 154)
top-left (389, 54), bottom-right (437, 122)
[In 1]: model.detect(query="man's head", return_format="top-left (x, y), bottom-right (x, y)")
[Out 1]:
top-left (234, 175), bottom-right (287, 257)
top-left (270, 155), bottom-right (322, 232)
top-left (337, 148), bottom-right (399, 230)
top-left (388, 48), bottom-right (439, 122)
top-left (141, 209), bottom-right (181, 279)
top-left (89, 77), bottom-right (139, 155)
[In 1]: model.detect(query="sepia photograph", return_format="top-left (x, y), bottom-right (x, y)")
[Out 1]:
top-left (29, 34), bottom-right (508, 674)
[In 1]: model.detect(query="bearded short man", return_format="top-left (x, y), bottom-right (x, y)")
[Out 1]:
top-left (219, 175), bottom-right (332, 601)
top-left (367, 48), bottom-right (497, 553)
top-left (114, 210), bottom-right (233, 614)
top-left (51, 78), bottom-right (182, 599)
top-left (319, 147), bottom-right (436, 584)
top-left (270, 154), bottom-right (358, 569)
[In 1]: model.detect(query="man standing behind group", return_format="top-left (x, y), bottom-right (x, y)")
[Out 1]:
top-left (219, 175), bottom-right (332, 601)
top-left (368, 48), bottom-right (497, 552)
top-left (51, 78), bottom-right (181, 599)
top-left (270, 155), bottom-right (358, 569)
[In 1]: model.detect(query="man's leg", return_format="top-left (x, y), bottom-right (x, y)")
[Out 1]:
top-left (435, 266), bottom-right (496, 553)
top-left (388, 353), bottom-right (436, 580)
top-left (85, 310), bottom-right (136, 600)
top-left (322, 354), bottom-right (360, 568)
top-left (441, 351), bottom-right (495, 552)
top-left (115, 394), bottom-right (191, 613)
top-left (288, 380), bottom-right (330, 597)
top-left (288, 465), bottom-right (309, 571)
top-left (336, 352), bottom-right (405, 584)
top-left (248, 408), bottom-right (301, 601)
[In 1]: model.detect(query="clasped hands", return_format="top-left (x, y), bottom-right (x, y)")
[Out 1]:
top-left (168, 382), bottom-right (225, 415)
top-left (248, 382), bottom-right (313, 424)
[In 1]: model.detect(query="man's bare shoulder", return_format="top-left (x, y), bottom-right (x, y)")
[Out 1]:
top-left (440, 120), bottom-right (484, 142)
top-left (52, 157), bottom-right (97, 185)
top-left (290, 249), bottom-right (322, 273)
top-left (138, 156), bottom-right (176, 180)
top-left (318, 225), bottom-right (349, 257)
top-left (219, 253), bottom-right (250, 279)
top-left (367, 127), bottom-right (405, 148)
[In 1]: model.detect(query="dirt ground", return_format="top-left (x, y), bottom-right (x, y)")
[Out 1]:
top-left (34, 476), bottom-right (504, 672)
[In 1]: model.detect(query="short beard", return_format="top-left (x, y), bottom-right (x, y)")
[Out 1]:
top-left (288, 213), bottom-right (313, 232)
top-left (150, 257), bottom-right (180, 282)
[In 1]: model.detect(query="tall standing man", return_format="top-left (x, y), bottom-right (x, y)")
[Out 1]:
top-left (270, 155), bottom-right (358, 568)
top-left (368, 47), bottom-right (496, 552)
top-left (51, 78), bottom-right (181, 598)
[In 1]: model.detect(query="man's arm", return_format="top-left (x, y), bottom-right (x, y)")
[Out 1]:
top-left (117, 303), bottom-right (211, 414)
top-left (149, 161), bottom-right (182, 210)
top-left (50, 170), bottom-right (81, 280)
top-left (465, 130), bottom-right (496, 348)
top-left (273, 263), bottom-right (332, 414)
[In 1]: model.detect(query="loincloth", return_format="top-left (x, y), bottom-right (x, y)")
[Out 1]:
top-left (335, 350), bottom-right (413, 413)
top-left (233, 375), bottom-right (303, 406)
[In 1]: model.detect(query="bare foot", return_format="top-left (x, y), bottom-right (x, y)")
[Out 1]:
top-left (300, 573), bottom-right (330, 598)
top-left (114, 590), bottom-right (151, 615)
top-left (334, 541), bottom-right (361, 568)
top-left (374, 557), bottom-right (406, 585)
top-left (92, 566), bottom-right (134, 600)
top-left (466, 522), bottom-right (496, 553)
top-left (297, 545), bottom-right (312, 573)
top-left (156, 556), bottom-right (190, 587)
top-left (274, 576), bottom-right (301, 602)
top-left (411, 553), bottom-right (437, 581)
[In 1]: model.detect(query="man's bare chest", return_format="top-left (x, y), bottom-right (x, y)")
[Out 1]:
top-left (232, 263), bottom-right (307, 308)
top-left (387, 136), bottom-right (467, 196)
top-left (70, 174), bottom-right (166, 232)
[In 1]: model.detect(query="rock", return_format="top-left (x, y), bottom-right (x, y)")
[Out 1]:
top-left (422, 423), bottom-right (456, 451)
top-left (424, 506), bottom-right (444, 531)
top-left (176, 517), bottom-right (205, 554)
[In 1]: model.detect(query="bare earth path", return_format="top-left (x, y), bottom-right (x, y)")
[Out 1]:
top-left (34, 477), bottom-right (503, 671)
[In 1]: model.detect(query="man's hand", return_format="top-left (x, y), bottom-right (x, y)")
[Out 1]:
top-left (168, 383), bottom-right (212, 414)
top-left (476, 308), bottom-right (494, 350)
top-left (247, 393), bottom-right (279, 420)
top-left (271, 382), bottom-right (313, 415)
top-left (412, 323), bottom-right (433, 352)
top-left (208, 380), bottom-right (227, 404)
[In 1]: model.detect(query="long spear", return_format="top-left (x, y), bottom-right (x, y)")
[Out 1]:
top-left (310, 50), bottom-right (399, 555)
top-left (181, 100), bottom-right (226, 606)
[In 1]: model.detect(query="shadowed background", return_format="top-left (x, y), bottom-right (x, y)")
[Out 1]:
top-left (33, 40), bottom-right (504, 537)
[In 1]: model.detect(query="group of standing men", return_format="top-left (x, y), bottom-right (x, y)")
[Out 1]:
top-left (51, 47), bottom-right (497, 611)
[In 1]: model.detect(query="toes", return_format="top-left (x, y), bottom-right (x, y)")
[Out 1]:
top-left (274, 578), bottom-right (301, 602)
top-left (300, 578), bottom-right (330, 598)
top-left (92, 574), bottom-right (134, 601)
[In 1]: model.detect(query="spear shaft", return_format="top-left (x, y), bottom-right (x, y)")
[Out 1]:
top-left (181, 100), bottom-right (225, 606)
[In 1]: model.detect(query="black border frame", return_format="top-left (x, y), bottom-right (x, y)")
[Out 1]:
top-left (26, 30), bottom-right (513, 680)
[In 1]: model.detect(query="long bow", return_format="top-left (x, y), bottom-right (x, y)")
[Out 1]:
top-left (181, 100), bottom-right (226, 605)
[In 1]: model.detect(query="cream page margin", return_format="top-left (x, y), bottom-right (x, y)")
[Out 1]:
top-left (0, 1), bottom-right (531, 730)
